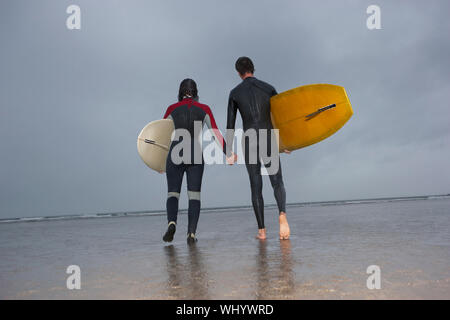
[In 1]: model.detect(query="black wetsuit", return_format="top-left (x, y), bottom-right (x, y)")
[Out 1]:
top-left (164, 98), bottom-right (225, 234)
top-left (226, 77), bottom-right (286, 229)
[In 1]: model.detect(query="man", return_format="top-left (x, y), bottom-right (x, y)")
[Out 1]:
top-left (225, 57), bottom-right (290, 240)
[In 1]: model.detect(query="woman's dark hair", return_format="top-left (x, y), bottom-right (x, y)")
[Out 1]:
top-left (235, 56), bottom-right (255, 75)
top-left (178, 78), bottom-right (198, 101)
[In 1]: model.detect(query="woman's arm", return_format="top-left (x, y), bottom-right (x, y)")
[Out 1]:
top-left (203, 107), bottom-right (226, 155)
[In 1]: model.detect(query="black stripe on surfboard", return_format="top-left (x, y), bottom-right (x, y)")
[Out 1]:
top-left (138, 137), bottom-right (169, 151)
top-left (305, 103), bottom-right (336, 120)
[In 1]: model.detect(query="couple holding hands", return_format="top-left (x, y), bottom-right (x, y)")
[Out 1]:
top-left (161, 57), bottom-right (290, 244)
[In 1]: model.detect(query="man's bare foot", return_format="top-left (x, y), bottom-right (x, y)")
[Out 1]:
top-left (279, 213), bottom-right (290, 240)
top-left (256, 228), bottom-right (266, 240)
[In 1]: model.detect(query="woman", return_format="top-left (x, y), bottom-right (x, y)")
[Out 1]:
top-left (162, 79), bottom-right (227, 244)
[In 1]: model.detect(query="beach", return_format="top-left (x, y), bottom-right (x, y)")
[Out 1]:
top-left (0, 197), bottom-right (449, 299)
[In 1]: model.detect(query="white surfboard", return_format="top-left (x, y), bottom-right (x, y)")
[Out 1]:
top-left (137, 119), bottom-right (174, 172)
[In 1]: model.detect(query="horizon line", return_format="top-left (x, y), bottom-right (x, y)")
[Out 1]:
top-left (1, 193), bottom-right (449, 223)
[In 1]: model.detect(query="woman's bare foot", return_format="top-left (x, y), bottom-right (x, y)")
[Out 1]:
top-left (279, 213), bottom-right (290, 240)
top-left (256, 228), bottom-right (266, 240)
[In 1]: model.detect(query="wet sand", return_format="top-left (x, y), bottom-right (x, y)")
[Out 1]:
top-left (0, 198), bottom-right (449, 299)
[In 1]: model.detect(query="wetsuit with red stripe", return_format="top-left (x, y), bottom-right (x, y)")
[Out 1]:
top-left (163, 97), bottom-right (225, 235)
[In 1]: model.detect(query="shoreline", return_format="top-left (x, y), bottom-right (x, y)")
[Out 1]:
top-left (1, 194), bottom-right (449, 225)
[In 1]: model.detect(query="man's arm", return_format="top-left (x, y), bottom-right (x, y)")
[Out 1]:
top-left (225, 92), bottom-right (237, 158)
top-left (271, 85), bottom-right (278, 97)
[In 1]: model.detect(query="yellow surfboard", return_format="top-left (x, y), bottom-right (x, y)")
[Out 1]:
top-left (270, 84), bottom-right (353, 151)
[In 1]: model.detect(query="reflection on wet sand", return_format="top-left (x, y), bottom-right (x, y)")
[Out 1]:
top-left (163, 245), bottom-right (182, 299)
top-left (2, 199), bottom-right (448, 299)
top-left (255, 240), bottom-right (296, 299)
top-left (163, 244), bottom-right (210, 299)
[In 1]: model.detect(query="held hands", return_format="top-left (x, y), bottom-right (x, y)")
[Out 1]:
top-left (161, 150), bottom-right (284, 170)
top-left (226, 150), bottom-right (287, 165)
top-left (226, 152), bottom-right (238, 165)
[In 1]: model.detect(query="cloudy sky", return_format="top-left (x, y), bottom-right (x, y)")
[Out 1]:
top-left (1, 0), bottom-right (449, 218)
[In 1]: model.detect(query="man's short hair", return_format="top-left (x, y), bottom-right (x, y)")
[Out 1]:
top-left (235, 57), bottom-right (254, 75)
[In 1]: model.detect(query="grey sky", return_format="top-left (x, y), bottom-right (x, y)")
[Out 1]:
top-left (1, 0), bottom-right (449, 218)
